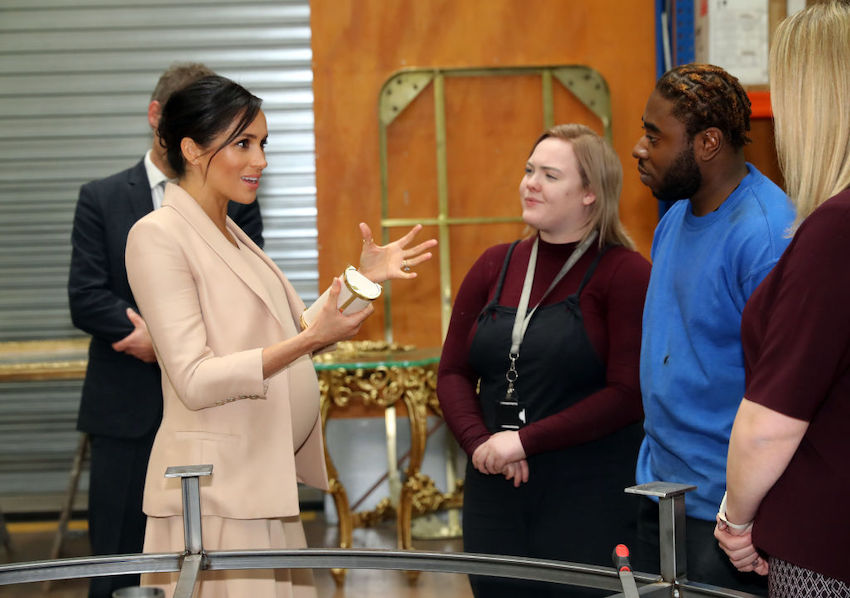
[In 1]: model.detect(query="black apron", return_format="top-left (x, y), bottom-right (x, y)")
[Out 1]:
top-left (469, 240), bottom-right (607, 432)
top-left (462, 241), bottom-right (643, 597)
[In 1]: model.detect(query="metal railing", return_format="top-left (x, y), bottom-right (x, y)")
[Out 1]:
top-left (0, 466), bottom-right (758, 598)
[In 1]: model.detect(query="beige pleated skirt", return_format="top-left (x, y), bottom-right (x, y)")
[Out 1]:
top-left (141, 514), bottom-right (316, 598)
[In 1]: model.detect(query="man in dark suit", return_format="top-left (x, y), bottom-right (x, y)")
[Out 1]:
top-left (67, 63), bottom-right (263, 598)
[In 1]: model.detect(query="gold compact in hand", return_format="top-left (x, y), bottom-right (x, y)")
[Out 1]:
top-left (300, 266), bottom-right (381, 328)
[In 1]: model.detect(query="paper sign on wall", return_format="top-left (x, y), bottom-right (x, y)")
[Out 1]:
top-left (695, 0), bottom-right (769, 85)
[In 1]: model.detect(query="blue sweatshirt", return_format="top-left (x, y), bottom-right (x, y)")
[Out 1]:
top-left (637, 163), bottom-right (794, 520)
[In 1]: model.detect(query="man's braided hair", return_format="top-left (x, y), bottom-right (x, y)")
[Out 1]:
top-left (655, 64), bottom-right (752, 150)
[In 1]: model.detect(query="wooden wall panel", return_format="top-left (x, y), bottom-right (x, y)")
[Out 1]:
top-left (442, 75), bottom-right (542, 221)
top-left (311, 0), bottom-right (659, 346)
top-left (746, 119), bottom-right (783, 188)
top-left (440, 75), bottom-right (544, 311)
top-left (385, 88), bottom-right (438, 221)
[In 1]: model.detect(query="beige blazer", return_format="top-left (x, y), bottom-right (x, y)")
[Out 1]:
top-left (126, 184), bottom-right (328, 520)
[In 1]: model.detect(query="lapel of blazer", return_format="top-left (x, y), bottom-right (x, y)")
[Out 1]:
top-left (126, 159), bottom-right (155, 222)
top-left (229, 223), bottom-right (307, 328)
top-left (162, 183), bottom-right (286, 329)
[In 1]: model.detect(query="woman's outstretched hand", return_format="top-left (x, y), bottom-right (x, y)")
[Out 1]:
top-left (357, 222), bottom-right (437, 283)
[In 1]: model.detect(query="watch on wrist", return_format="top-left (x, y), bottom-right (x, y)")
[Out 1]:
top-left (717, 492), bottom-right (753, 531)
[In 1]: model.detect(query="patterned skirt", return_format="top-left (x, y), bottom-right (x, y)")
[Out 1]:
top-left (769, 557), bottom-right (850, 598)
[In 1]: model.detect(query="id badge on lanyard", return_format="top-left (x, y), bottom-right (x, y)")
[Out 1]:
top-left (496, 231), bottom-right (597, 431)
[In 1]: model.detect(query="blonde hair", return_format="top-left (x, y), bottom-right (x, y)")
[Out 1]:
top-left (529, 124), bottom-right (635, 249)
top-left (770, 1), bottom-right (850, 226)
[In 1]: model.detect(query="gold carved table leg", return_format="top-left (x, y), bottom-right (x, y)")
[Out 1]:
top-left (319, 365), bottom-right (408, 585)
top-left (319, 386), bottom-right (353, 586)
top-left (397, 365), bottom-right (430, 581)
top-left (317, 352), bottom-right (450, 586)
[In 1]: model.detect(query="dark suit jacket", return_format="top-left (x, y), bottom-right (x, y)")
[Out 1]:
top-left (68, 159), bottom-right (264, 438)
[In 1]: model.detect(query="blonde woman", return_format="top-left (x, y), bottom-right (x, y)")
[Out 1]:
top-left (714, 2), bottom-right (850, 595)
top-left (438, 124), bottom-right (649, 597)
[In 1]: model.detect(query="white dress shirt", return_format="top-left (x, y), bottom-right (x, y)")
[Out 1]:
top-left (143, 149), bottom-right (173, 210)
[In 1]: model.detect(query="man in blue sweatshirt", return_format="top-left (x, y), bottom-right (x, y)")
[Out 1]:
top-left (631, 63), bottom-right (794, 593)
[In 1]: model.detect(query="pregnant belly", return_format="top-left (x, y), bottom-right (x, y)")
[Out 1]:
top-left (289, 357), bottom-right (321, 450)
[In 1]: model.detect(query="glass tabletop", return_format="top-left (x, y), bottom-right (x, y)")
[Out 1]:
top-left (312, 341), bottom-right (440, 370)
top-left (0, 339), bottom-right (441, 381)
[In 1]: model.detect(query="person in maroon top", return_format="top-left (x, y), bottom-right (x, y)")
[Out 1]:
top-left (714, 2), bottom-right (850, 595)
top-left (438, 124), bottom-right (650, 597)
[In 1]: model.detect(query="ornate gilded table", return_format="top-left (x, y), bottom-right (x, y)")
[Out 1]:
top-left (313, 341), bottom-right (462, 584)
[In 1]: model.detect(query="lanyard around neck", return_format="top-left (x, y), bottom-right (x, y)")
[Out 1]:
top-left (509, 230), bottom-right (598, 356)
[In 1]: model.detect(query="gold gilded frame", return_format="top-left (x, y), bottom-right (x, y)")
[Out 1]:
top-left (377, 65), bottom-right (613, 339)
top-left (0, 339), bottom-right (88, 381)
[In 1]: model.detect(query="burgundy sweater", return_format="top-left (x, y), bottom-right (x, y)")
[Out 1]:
top-left (437, 236), bottom-right (651, 457)
top-left (743, 189), bottom-right (850, 584)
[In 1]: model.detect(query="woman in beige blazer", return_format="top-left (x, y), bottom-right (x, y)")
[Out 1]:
top-left (125, 75), bottom-right (435, 597)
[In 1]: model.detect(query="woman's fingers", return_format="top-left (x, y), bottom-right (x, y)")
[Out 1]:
top-left (402, 238), bottom-right (438, 257)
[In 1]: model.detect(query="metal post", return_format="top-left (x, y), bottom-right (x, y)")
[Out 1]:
top-left (164, 464), bottom-right (213, 598)
top-left (173, 554), bottom-right (203, 598)
top-left (625, 481), bottom-right (695, 584)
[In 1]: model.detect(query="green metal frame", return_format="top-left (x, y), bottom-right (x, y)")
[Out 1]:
top-left (378, 65), bottom-right (613, 341)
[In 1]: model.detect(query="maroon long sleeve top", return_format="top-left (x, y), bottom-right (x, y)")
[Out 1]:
top-left (437, 237), bottom-right (650, 458)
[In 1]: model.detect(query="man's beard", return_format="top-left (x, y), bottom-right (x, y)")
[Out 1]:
top-left (652, 144), bottom-right (702, 202)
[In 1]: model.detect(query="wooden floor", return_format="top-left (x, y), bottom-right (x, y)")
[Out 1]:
top-left (0, 511), bottom-right (474, 598)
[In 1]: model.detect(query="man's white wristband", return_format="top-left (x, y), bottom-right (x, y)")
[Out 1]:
top-left (717, 492), bottom-right (753, 531)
